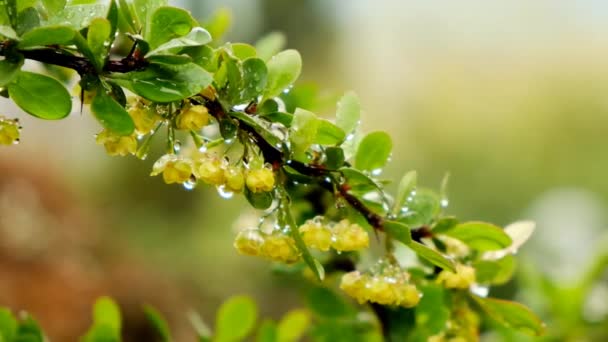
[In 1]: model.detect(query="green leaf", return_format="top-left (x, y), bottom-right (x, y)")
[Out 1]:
top-left (244, 188), bottom-right (273, 210)
top-left (117, 0), bottom-right (137, 33)
top-left (415, 285), bottom-right (449, 335)
top-left (255, 31), bottom-right (286, 62)
top-left (148, 6), bottom-right (196, 49)
top-left (355, 131), bottom-right (392, 172)
top-left (276, 310), bottom-right (310, 342)
top-left (335, 91), bottom-right (360, 134)
top-left (202, 7), bottom-right (231, 42)
top-left (392, 170), bottom-right (417, 215)
top-left (314, 119), bottom-right (345, 146)
top-left (407, 241), bottom-right (455, 272)
top-left (47, 4), bottom-right (108, 30)
top-left (340, 167), bottom-right (382, 194)
top-left (263, 49), bottom-right (302, 100)
top-left (398, 188), bottom-right (441, 227)
top-left (93, 297), bottom-right (122, 333)
top-left (106, 0), bottom-right (118, 39)
top-left (384, 220), bottom-right (412, 245)
top-left (91, 89), bottom-right (135, 135)
top-left (231, 43), bottom-right (257, 60)
top-left (474, 255), bottom-right (516, 285)
top-left (87, 18), bottom-right (111, 70)
top-left (0, 308), bottom-right (17, 342)
top-left (15, 7), bottom-right (40, 36)
top-left (0, 54), bottom-right (23, 86)
top-left (16, 315), bottom-right (44, 342)
top-left (325, 147), bottom-right (345, 170)
top-left (146, 54), bottom-right (192, 65)
top-left (472, 296), bottom-right (545, 336)
top-left (0, 25), bottom-right (18, 39)
top-left (8, 71), bottom-right (71, 120)
top-left (259, 112), bottom-right (293, 127)
top-left (18, 25), bottom-right (75, 48)
top-left (256, 320), bottom-right (277, 342)
top-left (443, 222), bottom-right (512, 252)
top-left (432, 216), bottom-right (458, 233)
top-left (147, 27), bottom-right (211, 56)
top-left (229, 111), bottom-right (282, 148)
top-left (289, 108), bottom-right (319, 158)
top-left (240, 57), bottom-right (267, 102)
top-left (134, 0), bottom-right (166, 37)
top-left (306, 287), bottom-right (354, 319)
top-left (143, 305), bottom-right (171, 342)
top-left (215, 296), bottom-right (258, 342)
top-left (41, 0), bottom-right (66, 15)
top-left (111, 62), bottom-right (212, 102)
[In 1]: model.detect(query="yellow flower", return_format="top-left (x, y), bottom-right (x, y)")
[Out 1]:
top-left (234, 229), bottom-right (265, 256)
top-left (367, 277), bottom-right (397, 305)
top-left (437, 264), bottom-right (476, 289)
top-left (197, 155), bottom-right (226, 185)
top-left (299, 219), bottom-right (332, 251)
top-left (0, 117), bottom-right (20, 146)
top-left (331, 220), bottom-right (369, 252)
top-left (176, 104), bottom-right (209, 131)
top-left (340, 271), bottom-right (369, 304)
top-left (224, 166), bottom-right (245, 192)
top-left (128, 105), bottom-right (160, 134)
top-left (246, 167), bottom-right (275, 193)
top-left (150, 154), bottom-right (193, 184)
top-left (95, 130), bottom-right (137, 156)
top-left (200, 86), bottom-right (216, 100)
top-left (396, 283), bottom-right (421, 308)
top-left (260, 234), bottom-right (300, 263)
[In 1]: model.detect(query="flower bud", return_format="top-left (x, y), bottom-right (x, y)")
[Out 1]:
top-left (437, 264), bottom-right (476, 289)
top-left (396, 283), bottom-right (421, 308)
top-left (176, 104), bottom-right (209, 131)
top-left (234, 229), bottom-right (265, 256)
top-left (0, 117), bottom-right (20, 146)
top-left (340, 271), bottom-right (369, 304)
top-left (95, 130), bottom-right (137, 156)
top-left (128, 105), bottom-right (160, 134)
top-left (150, 154), bottom-right (193, 184)
top-left (197, 156), bottom-right (226, 185)
top-left (200, 86), bottom-right (216, 100)
top-left (224, 166), bottom-right (245, 192)
top-left (260, 234), bottom-right (300, 263)
top-left (299, 220), bottom-right (332, 251)
top-left (246, 167), bottom-right (275, 193)
top-left (331, 220), bottom-right (369, 252)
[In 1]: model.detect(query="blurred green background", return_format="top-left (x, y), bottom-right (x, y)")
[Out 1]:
top-left (1, 0), bottom-right (607, 340)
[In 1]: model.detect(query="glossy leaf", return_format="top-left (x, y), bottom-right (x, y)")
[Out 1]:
top-left (0, 308), bottom-right (17, 342)
top-left (384, 220), bottom-right (412, 245)
top-left (314, 119), bottom-right (345, 146)
top-left (0, 54), bottom-right (23, 86)
top-left (325, 146), bottom-right (345, 170)
top-left (18, 25), bottom-right (75, 48)
top-left (432, 216), bottom-right (459, 233)
top-left (276, 310), bottom-right (310, 342)
top-left (15, 7), bottom-right (40, 36)
top-left (255, 31), bottom-right (286, 62)
top-left (335, 91), bottom-right (360, 134)
top-left (232, 43), bottom-right (257, 60)
top-left (256, 319), bottom-right (277, 342)
top-left (244, 188), bottom-right (273, 210)
top-left (474, 255), bottom-right (516, 285)
top-left (147, 27), bottom-right (211, 56)
top-left (472, 296), bottom-right (545, 336)
top-left (240, 57), bottom-right (267, 102)
top-left (415, 285), bottom-right (449, 335)
top-left (407, 241), bottom-right (455, 272)
top-left (0, 25), bottom-right (18, 39)
top-left (91, 89), bottom-right (135, 135)
top-left (135, 0), bottom-right (166, 37)
top-left (263, 49), bottom-right (302, 100)
top-left (306, 287), bottom-right (354, 319)
top-left (148, 6), bottom-right (196, 49)
top-left (392, 170), bottom-right (417, 215)
top-left (41, 0), bottom-right (66, 15)
top-left (289, 108), bottom-right (319, 158)
top-left (87, 18), bottom-right (111, 70)
top-left (398, 188), bottom-right (441, 227)
top-left (355, 131), bottom-right (392, 172)
top-left (47, 4), bottom-right (108, 30)
top-left (202, 7), bottom-right (231, 42)
top-left (8, 71), bottom-right (71, 119)
top-left (443, 221), bottom-right (512, 252)
top-left (340, 167), bottom-right (382, 194)
top-left (215, 296), bottom-right (258, 342)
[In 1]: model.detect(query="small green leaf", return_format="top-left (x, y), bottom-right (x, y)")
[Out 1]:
top-left (230, 111), bottom-right (282, 148)
top-left (91, 89), bottom-right (135, 135)
top-left (215, 296), bottom-right (258, 342)
top-left (240, 57), bottom-right (267, 102)
top-left (202, 7), bottom-right (231, 42)
top-left (306, 287), bottom-right (354, 319)
top-left (93, 297), bottom-right (122, 333)
top-left (231, 43), bottom-right (257, 60)
top-left (335, 91), bottom-right (360, 134)
top-left (289, 108), bottom-right (319, 158)
top-left (0, 54), bottom-right (23, 86)
top-left (325, 147), bottom-right (345, 170)
top-left (143, 305), bottom-right (171, 342)
top-left (147, 27), bottom-right (211, 56)
top-left (148, 6), bottom-right (196, 49)
top-left (18, 25), bottom-right (75, 48)
top-left (355, 131), bottom-right (392, 172)
top-left (255, 31), bottom-right (286, 62)
top-left (256, 319), bottom-right (277, 342)
top-left (392, 170), bottom-right (417, 215)
top-left (415, 285), bottom-right (449, 335)
top-left (443, 222), bottom-right (512, 252)
top-left (432, 216), bottom-right (459, 233)
top-left (47, 4), bottom-right (108, 30)
top-left (244, 188), bottom-right (273, 210)
top-left (398, 188), bottom-right (441, 227)
top-left (474, 255), bottom-right (516, 285)
top-left (117, 0), bottom-right (137, 33)
top-left (472, 296), bottom-right (545, 336)
top-left (340, 167), bottom-right (382, 194)
top-left (87, 18), bottom-right (111, 70)
top-left (0, 25), bottom-right (18, 39)
top-left (0, 308), bottom-right (17, 342)
top-left (147, 54), bottom-right (192, 64)
top-left (134, 0), bottom-right (166, 37)
top-left (15, 7), bottom-right (40, 36)
top-left (276, 310), bottom-right (310, 342)
top-left (314, 119), bottom-right (345, 146)
top-left (41, 0), bottom-right (66, 15)
top-left (263, 49), bottom-right (302, 100)
top-left (384, 220), bottom-right (412, 245)
top-left (8, 71), bottom-right (71, 120)
top-left (407, 241), bottom-right (455, 272)
top-left (259, 112), bottom-right (293, 127)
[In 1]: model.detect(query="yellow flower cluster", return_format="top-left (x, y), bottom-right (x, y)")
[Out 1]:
top-left (340, 268), bottom-right (421, 307)
top-left (245, 167), bottom-right (275, 193)
top-left (95, 129), bottom-right (137, 156)
top-left (175, 104), bottom-right (210, 131)
top-left (234, 229), bottom-right (300, 263)
top-left (150, 154), bottom-right (194, 184)
top-left (0, 117), bottom-right (20, 146)
top-left (299, 218), bottom-right (369, 252)
top-left (127, 99), bottom-right (161, 135)
top-left (437, 264), bottom-right (476, 289)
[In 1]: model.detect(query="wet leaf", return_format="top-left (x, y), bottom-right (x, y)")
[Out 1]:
top-left (263, 49), bottom-right (301, 100)
top-left (443, 221), bottom-right (512, 252)
top-left (289, 108), bottom-right (319, 158)
top-left (407, 241), bottom-right (455, 272)
top-left (355, 131), bottom-right (392, 172)
top-left (240, 57), bottom-right (267, 102)
top-left (91, 89), bottom-right (135, 135)
top-left (8, 71), bottom-right (71, 120)
top-left (0, 54), bottom-right (23, 86)
top-left (392, 170), bottom-right (417, 215)
top-left (148, 6), bottom-right (196, 49)
top-left (87, 18), bottom-right (111, 70)
top-left (147, 27), bottom-right (211, 56)
top-left (215, 296), bottom-right (258, 342)
top-left (384, 220), bottom-right (412, 245)
top-left (335, 91), bottom-right (360, 134)
top-left (18, 25), bottom-right (75, 48)
top-left (255, 31), bottom-right (286, 62)
top-left (143, 305), bottom-right (171, 342)
top-left (314, 119), bottom-right (345, 146)
top-left (277, 310), bottom-right (310, 342)
top-left (472, 296), bottom-right (545, 336)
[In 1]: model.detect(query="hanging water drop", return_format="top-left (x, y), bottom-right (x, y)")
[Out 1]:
top-left (183, 180), bottom-right (197, 191)
top-left (217, 185), bottom-right (234, 199)
top-left (173, 140), bottom-right (181, 153)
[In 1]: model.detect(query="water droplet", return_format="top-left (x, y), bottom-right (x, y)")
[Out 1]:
top-left (224, 138), bottom-right (234, 144)
top-left (371, 168), bottom-right (383, 176)
top-left (173, 140), bottom-right (181, 153)
top-left (183, 180), bottom-right (197, 190)
top-left (440, 199), bottom-right (449, 208)
top-left (471, 284), bottom-right (489, 297)
top-left (217, 185), bottom-right (234, 199)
